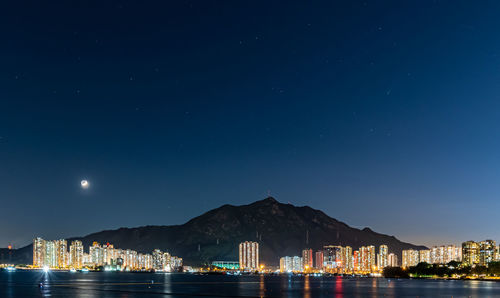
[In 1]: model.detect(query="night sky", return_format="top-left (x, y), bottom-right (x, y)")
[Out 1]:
top-left (2, 1), bottom-right (500, 248)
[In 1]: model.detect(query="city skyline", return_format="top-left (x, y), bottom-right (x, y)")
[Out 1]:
top-left (31, 237), bottom-right (182, 271)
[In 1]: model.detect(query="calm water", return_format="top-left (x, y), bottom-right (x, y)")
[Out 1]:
top-left (1, 271), bottom-right (500, 297)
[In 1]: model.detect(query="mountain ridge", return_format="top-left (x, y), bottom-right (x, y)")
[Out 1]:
top-left (0, 197), bottom-right (426, 265)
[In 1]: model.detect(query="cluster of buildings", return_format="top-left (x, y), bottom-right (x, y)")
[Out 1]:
top-left (402, 245), bottom-right (461, 268)
top-left (31, 237), bottom-right (499, 273)
top-left (228, 239), bottom-right (500, 273)
top-left (461, 240), bottom-right (498, 267)
top-left (33, 237), bottom-right (182, 271)
top-left (401, 240), bottom-right (499, 268)
top-left (279, 245), bottom-right (398, 273)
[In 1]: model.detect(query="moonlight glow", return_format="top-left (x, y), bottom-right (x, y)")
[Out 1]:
top-left (81, 180), bottom-right (89, 189)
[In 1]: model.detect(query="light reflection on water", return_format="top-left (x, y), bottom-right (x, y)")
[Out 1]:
top-left (303, 274), bottom-right (310, 298)
top-left (2, 271), bottom-right (500, 297)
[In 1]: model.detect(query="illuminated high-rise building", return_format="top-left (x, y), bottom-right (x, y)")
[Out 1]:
top-left (45, 241), bottom-right (57, 268)
top-left (323, 245), bottom-right (342, 270)
top-left (302, 249), bottom-right (313, 270)
top-left (479, 240), bottom-right (496, 266)
top-left (69, 240), bottom-right (84, 269)
top-left (55, 239), bottom-right (68, 268)
top-left (359, 246), bottom-right (376, 272)
top-left (430, 246), bottom-right (445, 264)
top-left (388, 253), bottom-right (398, 267)
top-left (103, 243), bottom-right (115, 265)
top-left (138, 253), bottom-right (153, 270)
top-left (353, 250), bottom-right (360, 271)
top-left (292, 256), bottom-right (303, 271)
top-left (377, 245), bottom-right (388, 269)
top-left (33, 238), bottom-right (46, 267)
top-left (462, 241), bottom-right (480, 266)
top-left (122, 249), bottom-right (138, 269)
top-left (280, 256), bottom-right (292, 272)
top-left (239, 241), bottom-right (259, 270)
top-left (315, 251), bottom-right (324, 269)
top-left (89, 242), bottom-right (105, 266)
top-left (152, 249), bottom-right (164, 270)
top-left (444, 245), bottom-right (461, 263)
top-left (322, 245), bottom-right (335, 269)
top-left (359, 246), bottom-right (368, 271)
top-left (163, 252), bottom-right (171, 271)
top-left (419, 250), bottom-right (431, 264)
top-left (429, 245), bottom-right (461, 264)
top-left (402, 249), bottom-right (419, 268)
top-left (368, 246), bottom-right (376, 271)
top-left (343, 246), bottom-right (353, 272)
top-left (171, 256), bottom-right (183, 270)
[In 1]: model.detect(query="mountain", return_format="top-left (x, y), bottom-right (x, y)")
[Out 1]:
top-left (1, 197), bottom-right (426, 265)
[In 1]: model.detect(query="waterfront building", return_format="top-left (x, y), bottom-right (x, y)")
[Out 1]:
top-left (353, 250), bottom-right (360, 271)
top-left (69, 240), bottom-right (84, 269)
top-left (90, 242), bottom-right (105, 266)
top-left (280, 256), bottom-right (292, 272)
top-left (377, 245), bottom-right (388, 269)
top-left (402, 249), bottom-right (419, 268)
top-left (315, 251), bottom-right (324, 269)
top-left (430, 246), bottom-right (445, 264)
top-left (55, 239), bottom-right (68, 268)
top-left (279, 256), bottom-right (302, 272)
top-left (323, 245), bottom-right (342, 270)
top-left (302, 249), bottom-right (313, 270)
top-left (45, 241), bottom-right (57, 268)
top-left (388, 253), bottom-right (398, 267)
top-left (138, 253), bottom-right (153, 270)
top-left (162, 252), bottom-right (171, 271)
top-left (479, 240), bottom-right (496, 266)
top-left (343, 246), bottom-right (353, 272)
top-left (292, 256), bottom-right (303, 271)
top-left (444, 245), bottom-right (461, 263)
top-left (239, 241), bottom-right (259, 270)
top-left (124, 249), bottom-right (138, 269)
top-left (171, 256), bottom-right (183, 270)
top-left (212, 261), bottom-right (240, 270)
top-left (430, 245), bottom-right (461, 264)
top-left (103, 243), bottom-right (115, 265)
top-left (33, 238), bottom-right (46, 268)
top-left (462, 241), bottom-right (480, 266)
top-left (359, 246), bottom-right (375, 272)
top-left (419, 250), bottom-right (431, 264)
top-left (152, 249), bottom-right (164, 270)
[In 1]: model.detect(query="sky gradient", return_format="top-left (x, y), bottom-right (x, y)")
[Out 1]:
top-left (2, 1), bottom-right (500, 248)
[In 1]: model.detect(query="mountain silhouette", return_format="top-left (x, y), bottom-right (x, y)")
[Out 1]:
top-left (1, 197), bottom-right (426, 265)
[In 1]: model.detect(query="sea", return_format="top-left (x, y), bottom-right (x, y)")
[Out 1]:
top-left (1, 271), bottom-right (500, 297)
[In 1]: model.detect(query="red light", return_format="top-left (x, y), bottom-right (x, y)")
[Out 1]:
top-left (7, 245), bottom-right (12, 250)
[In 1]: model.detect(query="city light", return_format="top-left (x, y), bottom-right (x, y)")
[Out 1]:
top-left (32, 237), bottom-right (182, 272)
top-left (23, 236), bottom-right (500, 278)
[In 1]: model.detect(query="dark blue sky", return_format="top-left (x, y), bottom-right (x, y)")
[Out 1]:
top-left (1, 1), bottom-right (500, 248)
